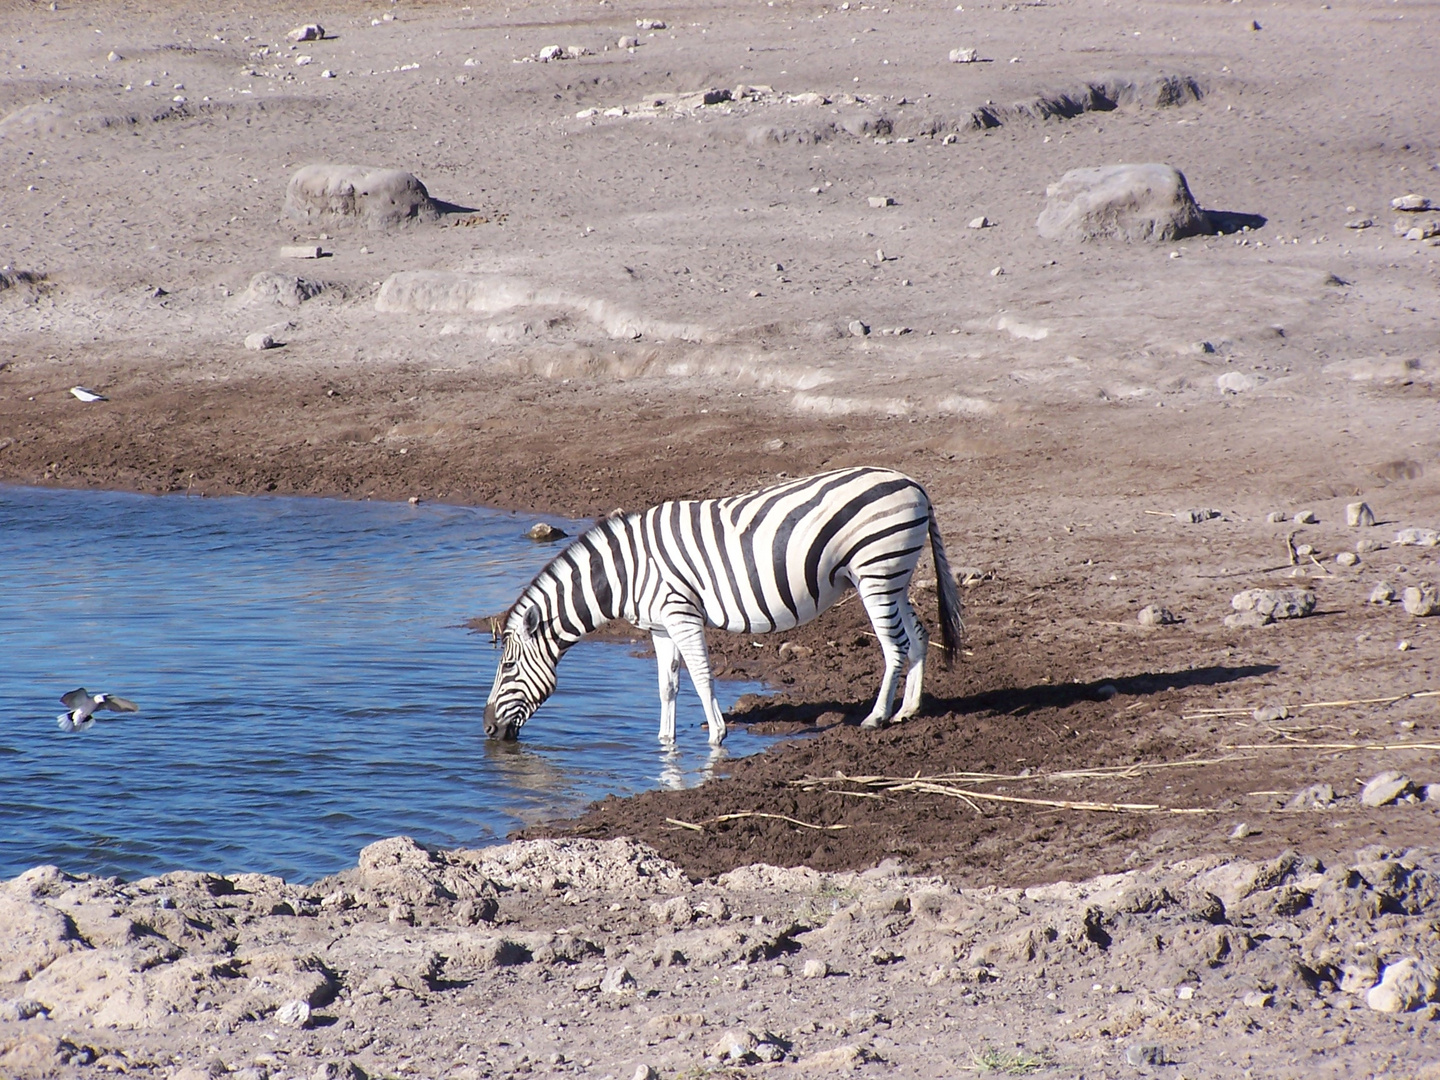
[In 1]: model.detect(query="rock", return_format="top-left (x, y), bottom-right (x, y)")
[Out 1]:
top-left (1294, 543), bottom-right (1315, 557)
top-left (1137, 604), bottom-right (1177, 626)
top-left (1356, 538), bottom-right (1385, 553)
top-left (708, 1028), bottom-right (757, 1063)
top-left (967, 215), bottom-right (990, 228)
top-left (1366, 958), bottom-right (1439, 1013)
top-left (802, 958), bottom-right (830, 979)
top-left (1345, 217), bottom-right (1374, 230)
top-left (649, 896), bottom-right (695, 925)
top-left (763, 437), bottom-right (786, 451)
top-left (636, 18), bottom-right (666, 29)
top-left (295, 55), bottom-right (313, 66)
top-left (1251, 705), bottom-right (1289, 723)
top-left (949, 47), bottom-right (979, 62)
top-left (1176, 507), bottom-right (1221, 523)
top-left (525, 522), bottom-right (567, 542)
top-left (1346, 502), bottom-right (1376, 527)
top-left (1229, 588), bottom-right (1316, 622)
top-left (1396, 528), bottom-right (1440, 547)
top-left (240, 271), bottom-right (326, 307)
top-left (1243, 990), bottom-right (1274, 1008)
top-left (537, 45), bottom-right (564, 61)
top-left (1335, 552), bottom-right (1359, 566)
top-left (798, 1044), bottom-right (874, 1069)
top-left (1036, 163), bottom-right (1210, 243)
top-left (1230, 822), bottom-right (1255, 839)
top-left (1125, 1043), bottom-right (1168, 1067)
top-left (1266, 511), bottom-right (1288, 523)
top-left (600, 965), bottom-right (636, 993)
top-left (1391, 194), bottom-right (1434, 212)
top-left (848, 319), bottom-right (870, 336)
top-left (107, 51), bottom-right (121, 62)
top-left (244, 332), bottom-right (278, 351)
top-left (280, 245), bottom-right (323, 259)
top-left (1361, 771), bottom-right (1412, 808)
top-left (778, 641), bottom-right (814, 660)
top-left (284, 165), bottom-right (439, 228)
top-left (1368, 582), bottom-right (1395, 604)
top-left (632, 1066), bottom-right (659, 1080)
top-left (274, 1000), bottom-right (311, 1027)
top-left (310, 1062), bottom-right (365, 1080)
top-left (1403, 585), bottom-right (1440, 616)
top-left (1223, 611), bottom-right (1270, 629)
top-left (618, 35), bottom-right (640, 48)
top-left (1292, 509), bottom-right (1317, 524)
top-left (0, 999), bottom-right (46, 1022)
top-left (1286, 783), bottom-right (1335, 810)
top-left (1217, 371), bottom-right (1258, 394)
top-left (287, 24), bottom-right (324, 42)
top-left (867, 195), bottom-right (894, 208)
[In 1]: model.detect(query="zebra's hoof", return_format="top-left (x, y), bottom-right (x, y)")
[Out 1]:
top-left (860, 716), bottom-right (888, 730)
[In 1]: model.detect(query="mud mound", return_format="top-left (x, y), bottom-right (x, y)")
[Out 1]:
top-left (283, 165), bottom-right (439, 228)
top-left (237, 270), bottom-right (329, 307)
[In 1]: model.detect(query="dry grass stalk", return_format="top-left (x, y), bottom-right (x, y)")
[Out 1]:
top-left (665, 812), bottom-right (847, 833)
top-left (791, 772), bottom-right (1214, 815)
top-left (1223, 741), bottom-right (1440, 753)
top-left (1183, 689), bottom-right (1439, 720)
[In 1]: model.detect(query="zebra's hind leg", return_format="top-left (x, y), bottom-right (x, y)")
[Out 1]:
top-left (893, 595), bottom-right (929, 722)
top-left (854, 576), bottom-right (911, 729)
top-left (661, 608), bottom-right (728, 746)
top-left (653, 629), bottom-right (681, 742)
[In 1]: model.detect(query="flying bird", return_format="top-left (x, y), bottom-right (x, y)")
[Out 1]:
top-left (57, 688), bottom-right (139, 732)
top-left (69, 386), bottom-right (108, 402)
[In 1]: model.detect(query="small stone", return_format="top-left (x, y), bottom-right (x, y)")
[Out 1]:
top-left (280, 244), bottom-right (323, 259)
top-left (1366, 958), bottom-right (1439, 1013)
top-left (287, 24), bottom-right (324, 42)
top-left (618, 35), bottom-right (640, 48)
top-left (848, 319), bottom-right (870, 337)
top-left (1396, 527), bottom-right (1440, 547)
top-left (244, 332), bottom-right (278, 351)
top-left (1286, 783), bottom-right (1335, 810)
top-left (1243, 990), bottom-right (1274, 1008)
top-left (1356, 538), bottom-right (1384, 553)
top-left (1346, 502), bottom-right (1376, 527)
top-left (1230, 822), bottom-right (1255, 839)
top-left (707, 1029), bottom-right (757, 1063)
top-left (1125, 1044), bottom-right (1167, 1067)
top-left (1251, 704), bottom-right (1289, 723)
top-left (1229, 588), bottom-right (1315, 622)
top-left (1176, 507), bottom-right (1221, 523)
top-left (107, 50), bottom-right (121, 62)
top-left (868, 196), bottom-right (895, 209)
top-left (632, 1065), bottom-right (659, 1080)
top-left (1402, 584), bottom-right (1440, 617)
top-left (763, 437), bottom-right (786, 451)
top-left (1137, 604), bottom-right (1177, 627)
top-left (1391, 194), bottom-right (1434, 212)
top-left (0, 999), bottom-right (46, 1022)
top-left (274, 1000), bottom-right (312, 1027)
top-left (1292, 509), bottom-right (1317, 524)
top-left (600, 965), bottom-right (637, 994)
top-left (1368, 582), bottom-right (1395, 604)
top-left (295, 54), bottom-right (313, 65)
top-left (526, 522), bottom-right (567, 542)
top-left (320, 69), bottom-right (335, 78)
top-left (1399, 639), bottom-right (1412, 651)
top-left (802, 958), bottom-right (830, 979)
top-left (1335, 551), bottom-right (1359, 566)
top-left (537, 45), bottom-right (564, 61)
top-left (1294, 543), bottom-right (1316, 557)
top-left (1224, 610), bottom-right (1270, 629)
top-left (778, 641), bottom-right (814, 661)
top-left (949, 47), bottom-right (979, 62)
top-left (1266, 510), bottom-right (1288, 523)
top-left (1345, 217), bottom-right (1373, 229)
top-left (1361, 770), bottom-right (1412, 808)
top-left (1217, 371), bottom-right (1257, 394)
top-left (968, 215), bottom-right (990, 229)
top-left (636, 18), bottom-right (666, 29)
top-left (870, 947), bottom-right (899, 965)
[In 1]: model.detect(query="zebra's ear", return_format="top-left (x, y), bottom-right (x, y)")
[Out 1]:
top-left (522, 605), bottom-right (543, 640)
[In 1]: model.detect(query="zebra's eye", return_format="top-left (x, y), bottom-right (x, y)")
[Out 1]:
top-left (501, 661), bottom-right (517, 673)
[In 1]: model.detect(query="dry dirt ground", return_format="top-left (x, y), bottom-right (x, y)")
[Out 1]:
top-left (2, 0), bottom-right (1440, 1075)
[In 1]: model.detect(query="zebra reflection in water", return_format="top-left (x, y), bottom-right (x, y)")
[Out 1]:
top-left (484, 467), bottom-right (964, 746)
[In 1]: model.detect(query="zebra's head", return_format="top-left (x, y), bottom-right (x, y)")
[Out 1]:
top-left (483, 600), bottom-right (560, 740)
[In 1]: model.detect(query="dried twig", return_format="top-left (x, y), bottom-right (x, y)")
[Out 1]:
top-left (1223, 741), bottom-right (1440, 753)
top-left (791, 771), bottom-right (1216, 815)
top-left (665, 812), bottom-right (847, 832)
top-left (1183, 690), bottom-right (1439, 720)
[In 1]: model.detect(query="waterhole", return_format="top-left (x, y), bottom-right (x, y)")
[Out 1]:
top-left (0, 487), bottom-right (774, 882)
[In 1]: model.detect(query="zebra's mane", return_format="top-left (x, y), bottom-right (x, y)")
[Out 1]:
top-left (501, 515), bottom-right (630, 634)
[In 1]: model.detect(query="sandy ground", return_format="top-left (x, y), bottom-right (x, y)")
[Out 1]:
top-left (3, 0), bottom-right (1440, 1074)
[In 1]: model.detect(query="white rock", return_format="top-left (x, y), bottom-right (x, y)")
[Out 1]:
top-left (632, 1066), bottom-right (659, 1080)
top-left (1368, 582), bottom-right (1395, 604)
top-left (1346, 502), bottom-right (1376, 527)
top-left (1292, 509), bottom-right (1317, 524)
top-left (599, 965), bottom-right (636, 994)
top-left (1230, 588), bottom-right (1315, 621)
top-left (1037, 163), bottom-right (1211, 243)
top-left (1366, 958), bottom-right (1439, 1013)
top-left (1217, 371), bottom-right (1258, 394)
top-left (1335, 551), bottom-right (1359, 567)
top-left (284, 165), bottom-right (438, 227)
top-left (802, 958), bottom-right (830, 979)
top-left (1357, 538), bottom-right (1385, 553)
top-left (244, 332), bottom-right (278, 351)
top-left (968, 215), bottom-right (990, 228)
top-left (1251, 705), bottom-right (1289, 723)
top-left (868, 195), bottom-right (895, 208)
top-left (1243, 990), bottom-right (1274, 1008)
top-left (69, 386), bottom-right (107, 402)
top-left (1230, 822), bottom-right (1255, 839)
top-left (275, 999), bottom-right (311, 1027)
top-left (708, 1029), bottom-right (757, 1062)
top-left (636, 18), bottom-right (666, 29)
top-left (280, 244), bottom-right (323, 259)
top-left (1137, 604), bottom-right (1177, 626)
top-left (107, 51), bottom-right (122, 62)
top-left (295, 55), bottom-right (313, 66)
top-left (1265, 511), bottom-right (1287, 523)
top-left (618, 35), bottom-right (640, 48)
top-left (537, 45), bottom-right (564, 61)
top-left (1360, 771), bottom-right (1412, 808)
top-left (1396, 527), bottom-right (1440, 547)
top-left (1391, 194), bottom-right (1433, 212)
top-left (1402, 585), bottom-right (1439, 617)
top-left (287, 24), bottom-right (324, 42)
top-left (949, 47), bottom-right (979, 62)
top-left (848, 319), bottom-right (870, 337)
top-left (320, 69), bottom-right (335, 79)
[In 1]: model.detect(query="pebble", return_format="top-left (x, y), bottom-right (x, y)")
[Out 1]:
top-left (1228, 588), bottom-right (1315, 623)
top-left (618, 36), bottom-right (639, 48)
top-left (1176, 507), bottom-right (1221, 523)
top-left (1230, 822), bottom-right (1255, 839)
top-left (1136, 604), bottom-right (1177, 627)
top-left (848, 319), bottom-right (870, 337)
top-left (632, 1066), bottom-right (659, 1080)
top-left (636, 18), bottom-right (666, 29)
top-left (868, 195), bottom-right (895, 208)
top-left (1251, 704), bottom-right (1289, 723)
top-left (989, 266), bottom-right (1004, 277)
top-left (1395, 527), bottom-right (1440, 547)
top-left (1286, 782), bottom-right (1335, 810)
top-left (802, 959), bottom-right (830, 979)
top-left (1369, 582), bottom-right (1396, 604)
top-left (1356, 537), bottom-right (1385, 553)
top-left (599, 965), bottom-right (636, 994)
top-left (763, 437), bottom-right (786, 451)
top-left (1216, 371), bottom-right (1257, 394)
top-left (1243, 990), bottom-right (1275, 1008)
top-left (107, 50), bottom-right (121, 62)
top-left (1402, 584), bottom-right (1439, 617)
top-left (526, 522), bottom-right (568, 542)
top-left (1266, 511), bottom-right (1288, 524)
top-left (280, 245), bottom-right (323, 259)
top-left (1360, 771), bottom-right (1412, 808)
top-left (320, 69), bottom-right (335, 79)
top-left (1391, 194), bottom-right (1434, 212)
top-left (1344, 217), bottom-right (1374, 230)
top-left (1292, 509), bottom-right (1317, 524)
top-left (1125, 1044), bottom-right (1167, 1068)
top-left (949, 47), bottom-right (979, 62)
top-left (778, 641), bottom-right (814, 660)
top-left (274, 999), bottom-right (311, 1027)
top-left (295, 55), bottom-right (313, 66)
top-left (244, 332), bottom-right (278, 351)
top-left (708, 1029), bottom-right (757, 1063)
top-left (968, 215), bottom-right (990, 228)
top-left (287, 24), bottom-right (324, 42)
top-left (1346, 501), bottom-right (1375, 527)
top-left (1335, 551), bottom-right (1359, 566)
top-left (1294, 543), bottom-right (1315, 557)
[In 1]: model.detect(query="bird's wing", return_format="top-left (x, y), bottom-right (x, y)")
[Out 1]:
top-left (102, 696), bottom-right (140, 713)
top-left (60, 688), bottom-right (93, 708)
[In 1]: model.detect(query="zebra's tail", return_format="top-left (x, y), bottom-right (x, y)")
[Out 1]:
top-left (926, 503), bottom-right (965, 667)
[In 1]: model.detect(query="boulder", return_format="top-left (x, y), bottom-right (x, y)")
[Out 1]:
top-left (1366, 957), bottom-right (1439, 1013)
top-left (284, 165), bottom-right (439, 228)
top-left (1036, 163), bottom-right (1211, 243)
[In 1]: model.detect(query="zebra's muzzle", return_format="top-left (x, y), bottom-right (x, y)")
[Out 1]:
top-left (483, 702), bottom-right (518, 741)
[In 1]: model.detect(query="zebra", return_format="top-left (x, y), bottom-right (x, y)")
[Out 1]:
top-left (483, 466), bottom-right (963, 745)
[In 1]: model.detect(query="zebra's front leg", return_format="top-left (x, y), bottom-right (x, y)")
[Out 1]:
top-left (855, 577), bottom-right (911, 729)
top-left (653, 629), bottom-right (681, 743)
top-left (661, 609), bottom-right (728, 746)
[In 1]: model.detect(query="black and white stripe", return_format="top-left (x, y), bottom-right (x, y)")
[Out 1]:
top-left (483, 467), bottom-right (963, 745)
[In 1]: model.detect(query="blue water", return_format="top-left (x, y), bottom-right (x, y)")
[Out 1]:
top-left (0, 486), bottom-right (774, 883)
